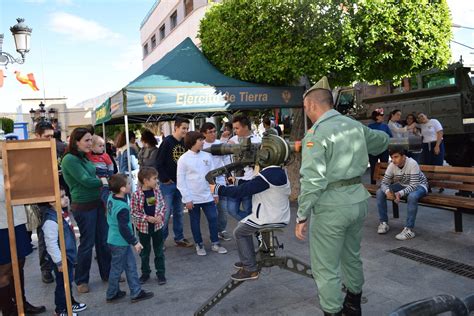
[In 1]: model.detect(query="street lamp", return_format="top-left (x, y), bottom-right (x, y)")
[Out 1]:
top-left (29, 102), bottom-right (57, 129)
top-left (0, 18), bottom-right (32, 67)
top-left (39, 102), bottom-right (46, 119)
top-left (48, 108), bottom-right (57, 120)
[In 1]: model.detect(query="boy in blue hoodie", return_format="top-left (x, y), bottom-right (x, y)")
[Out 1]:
top-left (212, 165), bottom-right (291, 282)
top-left (43, 187), bottom-right (87, 316)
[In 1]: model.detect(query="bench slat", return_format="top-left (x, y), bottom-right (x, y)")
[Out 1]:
top-left (375, 162), bottom-right (474, 175)
top-left (428, 181), bottom-right (474, 192)
top-left (423, 172), bottom-right (474, 183)
top-left (419, 195), bottom-right (474, 210)
top-left (420, 165), bottom-right (474, 175)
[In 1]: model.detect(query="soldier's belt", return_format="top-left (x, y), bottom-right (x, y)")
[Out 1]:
top-left (326, 176), bottom-right (362, 190)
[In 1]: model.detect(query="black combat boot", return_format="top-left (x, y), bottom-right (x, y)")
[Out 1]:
top-left (342, 290), bottom-right (362, 316)
top-left (323, 311), bottom-right (342, 316)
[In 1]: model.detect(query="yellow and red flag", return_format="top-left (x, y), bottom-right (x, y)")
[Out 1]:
top-left (15, 70), bottom-right (39, 91)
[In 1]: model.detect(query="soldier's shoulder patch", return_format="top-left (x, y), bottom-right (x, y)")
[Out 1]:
top-left (306, 141), bottom-right (314, 148)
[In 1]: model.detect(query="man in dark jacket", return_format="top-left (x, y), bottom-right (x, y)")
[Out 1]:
top-left (155, 118), bottom-right (193, 248)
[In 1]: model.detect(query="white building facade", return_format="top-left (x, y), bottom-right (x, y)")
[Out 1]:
top-left (140, 0), bottom-right (220, 71)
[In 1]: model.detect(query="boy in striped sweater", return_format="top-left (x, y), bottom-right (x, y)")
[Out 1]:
top-left (376, 148), bottom-right (428, 240)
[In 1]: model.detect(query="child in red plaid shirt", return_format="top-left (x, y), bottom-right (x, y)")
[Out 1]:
top-left (130, 167), bottom-right (167, 285)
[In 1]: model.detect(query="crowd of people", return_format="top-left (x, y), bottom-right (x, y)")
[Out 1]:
top-left (0, 91), bottom-right (449, 316)
top-left (1, 114), bottom-right (286, 316)
top-left (367, 108), bottom-right (445, 241)
top-left (368, 108), bottom-right (445, 169)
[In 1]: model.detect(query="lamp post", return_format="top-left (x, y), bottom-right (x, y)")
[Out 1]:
top-left (29, 102), bottom-right (58, 131)
top-left (0, 18), bottom-right (32, 67)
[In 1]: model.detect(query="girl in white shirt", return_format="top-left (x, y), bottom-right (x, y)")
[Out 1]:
top-left (388, 109), bottom-right (408, 138)
top-left (417, 112), bottom-right (444, 166)
top-left (177, 131), bottom-right (227, 256)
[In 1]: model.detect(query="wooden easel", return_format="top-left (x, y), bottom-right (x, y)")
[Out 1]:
top-left (2, 139), bottom-right (73, 316)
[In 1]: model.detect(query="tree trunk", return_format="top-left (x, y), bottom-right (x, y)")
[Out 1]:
top-left (287, 107), bottom-right (307, 201)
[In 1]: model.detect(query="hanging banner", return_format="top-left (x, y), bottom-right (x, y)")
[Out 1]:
top-left (125, 85), bottom-right (304, 115)
top-left (94, 99), bottom-right (111, 125)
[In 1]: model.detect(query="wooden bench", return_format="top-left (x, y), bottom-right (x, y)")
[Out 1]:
top-left (364, 162), bottom-right (474, 232)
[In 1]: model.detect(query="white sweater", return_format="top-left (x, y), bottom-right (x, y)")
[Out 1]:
top-left (177, 150), bottom-right (224, 204)
top-left (388, 121), bottom-right (408, 138)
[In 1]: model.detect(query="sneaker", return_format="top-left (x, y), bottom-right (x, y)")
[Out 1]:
top-left (139, 274), bottom-right (150, 284)
top-left (55, 312), bottom-right (78, 316)
top-left (176, 238), bottom-right (194, 248)
top-left (233, 262), bottom-right (244, 269)
top-left (106, 290), bottom-right (126, 303)
top-left (41, 270), bottom-right (54, 283)
top-left (131, 290), bottom-right (154, 303)
top-left (72, 302), bottom-right (87, 312)
top-left (211, 243), bottom-right (228, 254)
top-left (157, 275), bottom-right (167, 285)
top-left (76, 283), bottom-right (89, 294)
top-left (231, 269), bottom-right (259, 282)
top-left (377, 222), bottom-right (390, 234)
top-left (396, 227), bottom-right (415, 240)
top-left (196, 244), bottom-right (207, 256)
top-left (218, 231), bottom-right (232, 241)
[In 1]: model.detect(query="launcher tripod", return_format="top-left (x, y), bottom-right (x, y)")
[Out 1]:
top-left (194, 224), bottom-right (313, 316)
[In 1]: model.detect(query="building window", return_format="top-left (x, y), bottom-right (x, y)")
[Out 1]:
top-left (151, 35), bottom-right (156, 49)
top-left (159, 24), bottom-right (166, 40)
top-left (184, 0), bottom-right (193, 17)
top-left (170, 10), bottom-right (178, 30)
top-left (143, 43), bottom-right (149, 58)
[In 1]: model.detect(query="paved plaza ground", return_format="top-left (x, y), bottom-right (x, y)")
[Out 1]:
top-left (24, 174), bottom-right (474, 315)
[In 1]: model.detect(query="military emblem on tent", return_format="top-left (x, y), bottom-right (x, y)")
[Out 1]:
top-left (144, 93), bottom-right (157, 107)
top-left (282, 90), bottom-right (291, 104)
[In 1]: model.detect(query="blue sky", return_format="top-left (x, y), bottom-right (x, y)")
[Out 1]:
top-left (0, 0), bottom-right (155, 112)
top-left (0, 0), bottom-right (473, 114)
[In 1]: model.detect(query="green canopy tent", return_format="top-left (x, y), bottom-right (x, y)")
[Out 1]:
top-left (92, 37), bottom-right (304, 125)
top-left (92, 37), bottom-right (305, 178)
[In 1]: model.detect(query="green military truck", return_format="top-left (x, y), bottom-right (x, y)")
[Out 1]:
top-left (334, 63), bottom-right (474, 166)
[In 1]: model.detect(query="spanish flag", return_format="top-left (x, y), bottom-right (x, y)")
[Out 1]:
top-left (15, 71), bottom-right (39, 91)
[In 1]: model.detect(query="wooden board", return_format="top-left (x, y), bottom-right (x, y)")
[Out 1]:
top-left (4, 140), bottom-right (56, 205)
top-left (2, 139), bottom-right (73, 316)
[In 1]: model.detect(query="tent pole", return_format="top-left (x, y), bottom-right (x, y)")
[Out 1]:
top-left (303, 107), bottom-right (308, 131)
top-left (124, 115), bottom-right (133, 186)
top-left (102, 123), bottom-right (106, 141)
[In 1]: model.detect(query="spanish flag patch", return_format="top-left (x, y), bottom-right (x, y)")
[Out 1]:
top-left (306, 141), bottom-right (314, 148)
